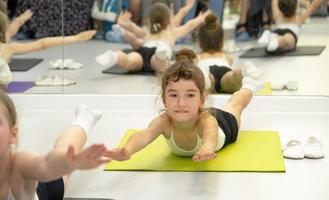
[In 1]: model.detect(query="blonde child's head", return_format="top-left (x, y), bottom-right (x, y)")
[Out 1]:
top-left (0, 11), bottom-right (8, 43)
top-left (149, 2), bottom-right (171, 34)
top-left (278, 0), bottom-right (298, 18)
top-left (161, 48), bottom-right (206, 100)
top-left (0, 0), bottom-right (7, 14)
top-left (198, 14), bottom-right (224, 53)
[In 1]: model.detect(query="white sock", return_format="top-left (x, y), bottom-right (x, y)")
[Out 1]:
top-left (258, 30), bottom-right (271, 46)
top-left (155, 44), bottom-right (169, 60)
top-left (71, 104), bottom-right (102, 135)
top-left (112, 24), bottom-right (124, 36)
top-left (241, 77), bottom-right (264, 95)
top-left (266, 33), bottom-right (279, 52)
top-left (241, 61), bottom-right (262, 79)
top-left (95, 50), bottom-right (118, 68)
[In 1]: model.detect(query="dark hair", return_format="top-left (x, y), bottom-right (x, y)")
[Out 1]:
top-left (198, 14), bottom-right (224, 53)
top-left (278, 0), bottom-right (298, 18)
top-left (161, 48), bottom-right (205, 99)
top-left (149, 3), bottom-right (170, 34)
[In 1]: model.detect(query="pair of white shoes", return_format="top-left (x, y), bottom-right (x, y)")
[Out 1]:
top-left (282, 137), bottom-right (325, 159)
top-left (35, 74), bottom-right (76, 86)
top-left (271, 80), bottom-right (299, 91)
top-left (49, 59), bottom-right (83, 70)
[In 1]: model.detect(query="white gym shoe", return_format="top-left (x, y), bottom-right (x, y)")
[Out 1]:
top-left (304, 137), bottom-right (325, 159)
top-left (282, 140), bottom-right (304, 159)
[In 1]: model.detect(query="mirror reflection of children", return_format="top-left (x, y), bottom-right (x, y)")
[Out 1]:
top-left (258, 0), bottom-right (313, 52)
top-left (106, 48), bottom-right (263, 162)
top-left (95, 2), bottom-right (211, 74)
top-left (0, 91), bottom-right (110, 199)
top-left (197, 14), bottom-right (262, 94)
top-left (0, 11), bottom-right (96, 87)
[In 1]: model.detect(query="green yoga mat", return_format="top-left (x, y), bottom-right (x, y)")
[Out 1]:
top-left (104, 130), bottom-right (285, 172)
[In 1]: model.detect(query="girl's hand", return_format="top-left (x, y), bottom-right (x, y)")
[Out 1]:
top-left (105, 148), bottom-right (131, 161)
top-left (76, 30), bottom-right (97, 41)
top-left (21, 9), bottom-right (33, 21)
top-left (66, 144), bottom-right (111, 170)
top-left (192, 149), bottom-right (217, 162)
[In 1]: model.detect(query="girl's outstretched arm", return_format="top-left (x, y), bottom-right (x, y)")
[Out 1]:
top-left (106, 115), bottom-right (167, 161)
top-left (6, 9), bottom-right (33, 41)
top-left (172, 0), bottom-right (195, 28)
top-left (172, 9), bottom-right (211, 40)
top-left (272, 0), bottom-right (281, 26)
top-left (16, 144), bottom-right (110, 182)
top-left (193, 115), bottom-right (219, 162)
top-left (7, 30), bottom-right (96, 56)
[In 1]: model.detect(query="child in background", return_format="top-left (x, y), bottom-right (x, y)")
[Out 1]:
top-left (106, 49), bottom-right (263, 162)
top-left (0, 91), bottom-right (110, 199)
top-left (95, 2), bottom-right (210, 74)
top-left (258, 0), bottom-right (313, 52)
top-left (197, 14), bottom-right (262, 93)
top-left (0, 11), bottom-right (96, 87)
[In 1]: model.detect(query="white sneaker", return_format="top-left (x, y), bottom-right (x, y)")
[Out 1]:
top-left (304, 137), bottom-right (325, 159)
top-left (49, 59), bottom-right (83, 70)
top-left (286, 81), bottom-right (299, 91)
top-left (34, 75), bottom-right (76, 86)
top-left (282, 140), bottom-right (304, 159)
top-left (271, 81), bottom-right (286, 90)
top-left (258, 30), bottom-right (271, 46)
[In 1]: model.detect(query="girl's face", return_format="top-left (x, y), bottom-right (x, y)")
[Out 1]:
top-left (0, 105), bottom-right (16, 157)
top-left (164, 79), bottom-right (205, 123)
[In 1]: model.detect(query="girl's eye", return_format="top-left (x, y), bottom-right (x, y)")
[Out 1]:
top-left (187, 93), bottom-right (195, 98)
top-left (169, 93), bottom-right (177, 97)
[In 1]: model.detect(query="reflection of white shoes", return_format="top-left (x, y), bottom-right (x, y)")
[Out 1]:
top-left (271, 81), bottom-right (299, 91)
top-left (34, 75), bottom-right (76, 86)
top-left (304, 137), bottom-right (325, 159)
top-left (282, 140), bottom-right (304, 159)
top-left (49, 59), bottom-right (83, 70)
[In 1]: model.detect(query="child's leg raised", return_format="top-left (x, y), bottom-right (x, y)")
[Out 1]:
top-left (96, 50), bottom-right (143, 71)
top-left (222, 77), bottom-right (263, 127)
top-left (53, 104), bottom-right (102, 186)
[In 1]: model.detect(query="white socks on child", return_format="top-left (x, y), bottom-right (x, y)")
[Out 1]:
top-left (241, 77), bottom-right (264, 95)
top-left (258, 30), bottom-right (271, 46)
top-left (241, 61), bottom-right (262, 80)
top-left (257, 30), bottom-right (279, 52)
top-left (267, 33), bottom-right (279, 52)
top-left (95, 50), bottom-right (118, 68)
top-left (71, 104), bottom-right (102, 135)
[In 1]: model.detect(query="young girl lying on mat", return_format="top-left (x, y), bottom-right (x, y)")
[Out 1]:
top-left (197, 14), bottom-right (262, 94)
top-left (0, 91), bottom-right (110, 200)
top-left (0, 11), bottom-right (96, 87)
top-left (107, 49), bottom-right (263, 162)
top-left (258, 0), bottom-right (313, 53)
top-left (95, 2), bottom-right (211, 74)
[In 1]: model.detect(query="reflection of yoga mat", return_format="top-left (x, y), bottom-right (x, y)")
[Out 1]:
top-left (257, 82), bottom-right (272, 95)
top-left (105, 129), bottom-right (285, 172)
top-left (5, 81), bottom-right (34, 93)
top-left (102, 65), bottom-right (154, 75)
top-left (240, 46), bottom-right (325, 58)
top-left (9, 58), bottom-right (44, 71)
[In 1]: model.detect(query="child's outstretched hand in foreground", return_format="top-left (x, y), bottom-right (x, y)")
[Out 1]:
top-left (76, 30), bottom-right (97, 41)
top-left (106, 147), bottom-right (131, 161)
top-left (192, 148), bottom-right (217, 162)
top-left (66, 144), bottom-right (111, 170)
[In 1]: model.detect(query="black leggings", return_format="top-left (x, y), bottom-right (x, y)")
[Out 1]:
top-left (37, 178), bottom-right (64, 200)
